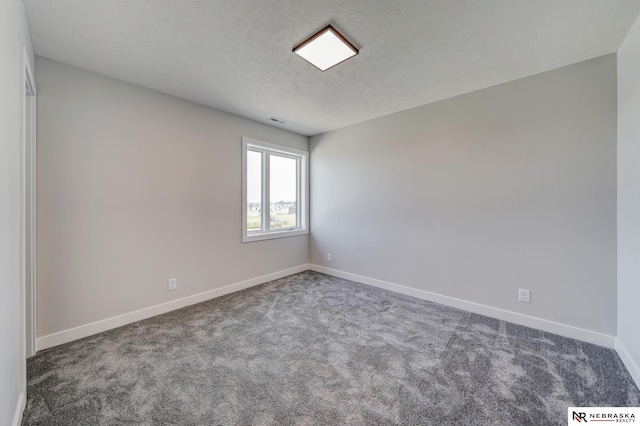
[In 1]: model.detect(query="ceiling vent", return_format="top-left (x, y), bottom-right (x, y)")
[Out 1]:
top-left (268, 117), bottom-right (288, 125)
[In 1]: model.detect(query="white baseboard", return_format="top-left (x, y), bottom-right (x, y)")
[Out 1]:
top-left (35, 263), bottom-right (620, 354)
top-left (36, 264), bottom-right (310, 352)
top-left (310, 264), bottom-right (616, 348)
top-left (12, 393), bottom-right (25, 426)
top-left (616, 338), bottom-right (640, 390)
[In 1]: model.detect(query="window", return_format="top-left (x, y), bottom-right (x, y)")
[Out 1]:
top-left (242, 137), bottom-right (308, 242)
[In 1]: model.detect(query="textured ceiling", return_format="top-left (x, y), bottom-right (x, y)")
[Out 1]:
top-left (24, 0), bottom-right (640, 136)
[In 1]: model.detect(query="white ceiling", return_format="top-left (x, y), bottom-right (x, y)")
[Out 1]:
top-left (24, 0), bottom-right (640, 136)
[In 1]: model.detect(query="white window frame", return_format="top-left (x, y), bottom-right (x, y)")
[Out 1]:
top-left (242, 137), bottom-right (309, 243)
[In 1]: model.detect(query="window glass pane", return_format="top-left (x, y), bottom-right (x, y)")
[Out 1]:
top-left (246, 150), bottom-right (262, 231)
top-left (269, 154), bottom-right (297, 229)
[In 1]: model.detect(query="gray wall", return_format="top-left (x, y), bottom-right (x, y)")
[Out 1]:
top-left (618, 17), bottom-right (640, 382)
top-left (0, 0), bottom-right (34, 423)
top-left (35, 57), bottom-right (309, 337)
top-left (310, 55), bottom-right (617, 335)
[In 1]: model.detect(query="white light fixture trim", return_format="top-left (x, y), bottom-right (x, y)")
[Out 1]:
top-left (293, 25), bottom-right (359, 71)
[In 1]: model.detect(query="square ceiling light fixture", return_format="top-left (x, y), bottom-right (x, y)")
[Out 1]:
top-left (293, 25), bottom-right (359, 71)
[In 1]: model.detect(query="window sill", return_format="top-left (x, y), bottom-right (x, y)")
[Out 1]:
top-left (242, 228), bottom-right (309, 243)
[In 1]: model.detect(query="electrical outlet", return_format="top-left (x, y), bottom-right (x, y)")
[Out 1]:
top-left (518, 289), bottom-right (530, 303)
top-left (168, 278), bottom-right (177, 291)
top-left (327, 253), bottom-right (332, 262)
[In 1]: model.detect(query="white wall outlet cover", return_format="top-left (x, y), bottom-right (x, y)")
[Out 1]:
top-left (168, 278), bottom-right (177, 291)
top-left (327, 253), bottom-right (332, 262)
top-left (518, 289), bottom-right (530, 303)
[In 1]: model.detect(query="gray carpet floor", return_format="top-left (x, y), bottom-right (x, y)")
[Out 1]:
top-left (23, 271), bottom-right (640, 425)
